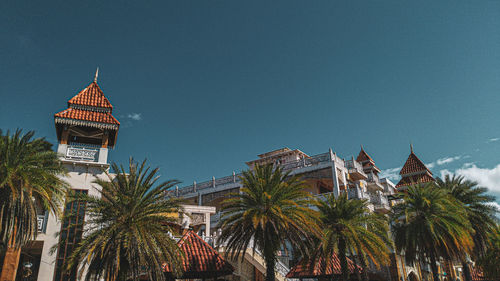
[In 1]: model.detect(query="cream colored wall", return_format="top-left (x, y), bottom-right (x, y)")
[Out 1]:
top-left (36, 163), bottom-right (109, 281)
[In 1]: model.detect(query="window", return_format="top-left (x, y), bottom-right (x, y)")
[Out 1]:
top-left (53, 190), bottom-right (87, 281)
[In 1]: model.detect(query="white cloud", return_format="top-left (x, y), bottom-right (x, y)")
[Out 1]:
top-left (127, 113), bottom-right (142, 121)
top-left (380, 167), bottom-right (402, 181)
top-left (426, 155), bottom-right (462, 170)
top-left (487, 138), bottom-right (500, 143)
top-left (445, 163), bottom-right (500, 193)
top-left (436, 156), bottom-right (462, 165)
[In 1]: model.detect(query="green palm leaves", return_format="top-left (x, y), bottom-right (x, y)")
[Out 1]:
top-left (315, 193), bottom-right (391, 281)
top-left (217, 164), bottom-right (318, 281)
top-left (435, 175), bottom-right (499, 281)
top-left (60, 159), bottom-right (183, 281)
top-left (0, 129), bottom-right (67, 248)
top-left (391, 184), bottom-right (474, 281)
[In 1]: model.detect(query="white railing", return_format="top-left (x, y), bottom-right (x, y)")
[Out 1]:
top-left (177, 152), bottom-right (331, 196)
top-left (65, 143), bottom-right (99, 162)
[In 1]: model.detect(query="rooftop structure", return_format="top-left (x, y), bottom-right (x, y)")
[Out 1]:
top-left (175, 146), bottom-right (395, 234)
top-left (163, 230), bottom-right (234, 280)
top-left (54, 70), bottom-right (120, 165)
top-left (396, 145), bottom-right (434, 189)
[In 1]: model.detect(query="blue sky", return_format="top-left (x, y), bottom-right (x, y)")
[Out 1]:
top-left (1, 1), bottom-right (500, 203)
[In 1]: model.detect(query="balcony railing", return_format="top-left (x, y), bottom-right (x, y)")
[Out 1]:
top-left (65, 143), bottom-right (99, 162)
top-left (177, 152), bottom-right (332, 196)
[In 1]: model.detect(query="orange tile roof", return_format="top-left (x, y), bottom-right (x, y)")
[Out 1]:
top-left (399, 151), bottom-right (432, 176)
top-left (286, 252), bottom-right (361, 278)
top-left (356, 147), bottom-right (381, 173)
top-left (163, 231), bottom-right (233, 278)
top-left (395, 173), bottom-right (435, 188)
top-left (54, 108), bottom-right (120, 125)
top-left (68, 82), bottom-right (113, 109)
top-left (356, 147), bottom-right (374, 163)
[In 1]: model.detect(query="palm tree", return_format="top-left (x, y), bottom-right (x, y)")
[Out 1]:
top-left (436, 175), bottom-right (499, 281)
top-left (315, 193), bottom-right (391, 281)
top-left (217, 164), bottom-right (318, 281)
top-left (0, 129), bottom-right (67, 247)
top-left (58, 159), bottom-right (183, 281)
top-left (477, 224), bottom-right (500, 279)
top-left (390, 184), bottom-right (473, 281)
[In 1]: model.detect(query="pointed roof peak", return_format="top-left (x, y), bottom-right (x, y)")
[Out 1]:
top-left (399, 149), bottom-right (432, 176)
top-left (68, 80), bottom-right (113, 109)
top-left (163, 230), bottom-right (234, 278)
top-left (356, 146), bottom-right (373, 163)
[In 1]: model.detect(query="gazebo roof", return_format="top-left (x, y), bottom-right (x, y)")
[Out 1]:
top-left (286, 252), bottom-right (362, 279)
top-left (163, 230), bottom-right (234, 279)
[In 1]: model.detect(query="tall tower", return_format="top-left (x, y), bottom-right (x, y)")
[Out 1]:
top-left (35, 72), bottom-right (120, 281)
top-left (54, 73), bottom-right (119, 164)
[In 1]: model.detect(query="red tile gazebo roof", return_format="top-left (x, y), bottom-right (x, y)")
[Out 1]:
top-left (68, 81), bottom-right (113, 109)
top-left (286, 252), bottom-right (362, 279)
top-left (163, 231), bottom-right (234, 279)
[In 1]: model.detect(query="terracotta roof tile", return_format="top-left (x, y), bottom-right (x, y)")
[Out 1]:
top-left (395, 173), bottom-right (434, 188)
top-left (163, 231), bottom-right (233, 278)
top-left (68, 82), bottom-right (113, 109)
top-left (399, 152), bottom-right (432, 176)
top-left (356, 148), bottom-right (374, 163)
top-left (286, 252), bottom-right (361, 278)
top-left (54, 108), bottom-right (120, 125)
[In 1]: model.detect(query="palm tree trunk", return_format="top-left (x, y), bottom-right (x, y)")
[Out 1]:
top-left (461, 259), bottom-right (472, 281)
top-left (264, 246), bottom-right (276, 281)
top-left (339, 237), bottom-right (349, 281)
top-left (0, 247), bottom-right (21, 281)
top-left (429, 251), bottom-right (440, 281)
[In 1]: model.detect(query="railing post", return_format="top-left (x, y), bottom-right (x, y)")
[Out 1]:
top-left (193, 181), bottom-right (197, 193)
top-left (175, 185), bottom-right (179, 197)
top-left (212, 176), bottom-right (216, 188)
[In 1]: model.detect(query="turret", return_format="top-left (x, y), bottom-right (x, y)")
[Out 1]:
top-left (54, 70), bottom-right (119, 165)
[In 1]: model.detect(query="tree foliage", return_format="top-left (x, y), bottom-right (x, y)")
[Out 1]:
top-left (0, 129), bottom-right (67, 248)
top-left (58, 159), bottom-right (183, 281)
top-left (391, 184), bottom-right (473, 281)
top-left (315, 193), bottom-right (391, 281)
top-left (217, 164), bottom-right (318, 281)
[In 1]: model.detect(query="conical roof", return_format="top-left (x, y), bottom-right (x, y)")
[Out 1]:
top-left (399, 151), bottom-right (432, 176)
top-left (163, 230), bottom-right (234, 279)
top-left (396, 146), bottom-right (434, 188)
top-left (356, 146), bottom-right (380, 173)
top-left (356, 147), bottom-right (374, 163)
top-left (55, 80), bottom-right (119, 130)
top-left (68, 81), bottom-right (113, 110)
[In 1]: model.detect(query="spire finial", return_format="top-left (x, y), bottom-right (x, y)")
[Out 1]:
top-left (410, 143), bottom-right (414, 153)
top-left (94, 67), bottom-right (99, 83)
top-left (360, 144), bottom-right (364, 151)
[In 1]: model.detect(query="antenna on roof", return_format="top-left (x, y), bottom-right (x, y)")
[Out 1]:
top-left (94, 67), bottom-right (99, 83)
